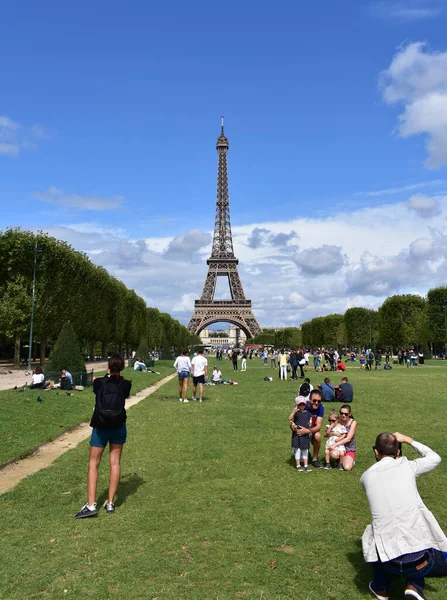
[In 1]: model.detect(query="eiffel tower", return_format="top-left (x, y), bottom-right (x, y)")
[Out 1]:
top-left (187, 118), bottom-right (262, 339)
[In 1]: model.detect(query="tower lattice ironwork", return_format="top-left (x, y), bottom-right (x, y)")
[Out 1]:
top-left (187, 118), bottom-right (262, 339)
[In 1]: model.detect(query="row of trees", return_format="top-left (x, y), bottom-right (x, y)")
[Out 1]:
top-left (300, 290), bottom-right (447, 352)
top-left (247, 327), bottom-right (303, 348)
top-left (0, 229), bottom-right (199, 366)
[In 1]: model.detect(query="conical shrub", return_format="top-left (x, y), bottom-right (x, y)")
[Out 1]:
top-left (45, 322), bottom-right (86, 374)
top-left (135, 338), bottom-right (149, 362)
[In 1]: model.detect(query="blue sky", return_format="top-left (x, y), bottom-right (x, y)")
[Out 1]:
top-left (2, 0), bottom-right (447, 327)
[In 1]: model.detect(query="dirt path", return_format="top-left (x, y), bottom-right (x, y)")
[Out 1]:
top-left (0, 373), bottom-right (176, 495)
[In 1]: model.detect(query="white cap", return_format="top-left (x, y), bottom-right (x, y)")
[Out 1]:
top-left (295, 395), bottom-right (307, 406)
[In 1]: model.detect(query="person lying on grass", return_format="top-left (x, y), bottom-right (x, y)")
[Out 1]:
top-left (74, 353), bottom-right (132, 519)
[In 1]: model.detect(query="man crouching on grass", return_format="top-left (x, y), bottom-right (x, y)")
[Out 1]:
top-left (361, 432), bottom-right (447, 600)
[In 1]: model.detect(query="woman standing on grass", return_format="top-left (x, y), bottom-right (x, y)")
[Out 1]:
top-left (326, 404), bottom-right (357, 471)
top-left (74, 353), bottom-right (132, 519)
top-left (173, 348), bottom-right (192, 403)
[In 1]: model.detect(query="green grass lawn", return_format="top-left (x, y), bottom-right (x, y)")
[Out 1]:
top-left (0, 362), bottom-right (174, 465)
top-left (1, 358), bottom-right (447, 599)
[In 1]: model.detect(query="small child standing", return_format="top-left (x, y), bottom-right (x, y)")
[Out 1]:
top-left (359, 355), bottom-right (365, 370)
top-left (288, 396), bottom-right (312, 472)
top-left (324, 410), bottom-right (347, 470)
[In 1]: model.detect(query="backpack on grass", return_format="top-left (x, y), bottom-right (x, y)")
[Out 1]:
top-left (96, 379), bottom-right (125, 429)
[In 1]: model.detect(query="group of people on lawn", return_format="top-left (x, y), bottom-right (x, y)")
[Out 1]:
top-left (289, 387), bottom-right (357, 472)
top-left (74, 354), bottom-right (447, 600)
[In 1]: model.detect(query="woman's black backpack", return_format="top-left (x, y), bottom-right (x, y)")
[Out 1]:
top-left (95, 379), bottom-right (125, 429)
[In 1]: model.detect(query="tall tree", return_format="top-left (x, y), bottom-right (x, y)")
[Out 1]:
top-left (344, 308), bottom-right (377, 349)
top-left (378, 294), bottom-right (426, 348)
top-left (427, 287), bottom-right (447, 349)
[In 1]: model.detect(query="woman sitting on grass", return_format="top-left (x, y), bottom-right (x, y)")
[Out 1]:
top-left (324, 410), bottom-right (347, 469)
top-left (326, 404), bottom-right (357, 471)
top-left (30, 366), bottom-right (51, 389)
top-left (74, 353), bottom-right (132, 519)
top-left (211, 366), bottom-right (222, 383)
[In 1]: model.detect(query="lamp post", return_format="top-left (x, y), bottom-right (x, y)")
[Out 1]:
top-left (443, 305), bottom-right (447, 357)
top-left (28, 241), bottom-right (40, 370)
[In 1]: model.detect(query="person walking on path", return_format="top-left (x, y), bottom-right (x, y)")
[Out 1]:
top-left (241, 351), bottom-right (247, 371)
top-left (362, 432), bottom-right (447, 600)
top-left (173, 348), bottom-right (192, 403)
top-left (191, 348), bottom-right (208, 402)
top-left (74, 353), bottom-right (132, 518)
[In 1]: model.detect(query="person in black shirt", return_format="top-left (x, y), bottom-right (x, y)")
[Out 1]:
top-left (336, 376), bottom-right (354, 403)
top-left (74, 353), bottom-right (132, 519)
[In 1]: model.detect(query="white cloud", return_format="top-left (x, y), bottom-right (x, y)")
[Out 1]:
top-left (246, 227), bottom-right (298, 249)
top-left (407, 193), bottom-right (442, 217)
top-left (357, 179), bottom-right (446, 197)
top-left (409, 237), bottom-right (436, 258)
top-left (371, 1), bottom-right (441, 21)
top-left (33, 189), bottom-right (447, 328)
top-left (380, 42), bottom-right (447, 168)
top-left (173, 293), bottom-right (196, 313)
top-left (0, 115), bottom-right (48, 157)
top-left (289, 292), bottom-right (307, 308)
top-left (292, 245), bottom-right (345, 275)
top-left (164, 229), bottom-right (212, 258)
top-left (34, 186), bottom-right (124, 210)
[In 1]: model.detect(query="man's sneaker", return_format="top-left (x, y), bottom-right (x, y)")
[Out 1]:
top-left (369, 581), bottom-right (390, 600)
top-left (339, 463), bottom-right (344, 471)
top-left (103, 501), bottom-right (115, 514)
top-left (192, 396), bottom-right (196, 401)
top-left (296, 466), bottom-right (304, 472)
top-left (183, 399), bottom-right (189, 403)
top-left (74, 504), bottom-right (97, 519)
top-left (311, 460), bottom-right (323, 469)
top-left (325, 463), bottom-right (332, 470)
top-left (304, 466), bottom-right (312, 472)
top-left (405, 584), bottom-right (426, 600)
top-left (199, 398), bottom-right (203, 402)
top-left (179, 398), bottom-right (182, 402)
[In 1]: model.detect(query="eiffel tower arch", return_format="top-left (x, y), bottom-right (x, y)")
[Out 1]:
top-left (187, 119), bottom-right (262, 339)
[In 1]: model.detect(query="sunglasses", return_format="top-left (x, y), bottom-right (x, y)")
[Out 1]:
top-left (340, 412), bottom-right (349, 416)
top-left (311, 399), bottom-right (321, 404)
top-left (329, 419), bottom-right (337, 422)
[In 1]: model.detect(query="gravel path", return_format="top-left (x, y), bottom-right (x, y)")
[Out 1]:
top-left (0, 362), bottom-right (109, 392)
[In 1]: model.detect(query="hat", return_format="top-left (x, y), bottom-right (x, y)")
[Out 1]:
top-left (295, 395), bottom-right (307, 405)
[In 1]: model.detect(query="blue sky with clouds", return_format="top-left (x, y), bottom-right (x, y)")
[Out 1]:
top-left (2, 0), bottom-right (447, 327)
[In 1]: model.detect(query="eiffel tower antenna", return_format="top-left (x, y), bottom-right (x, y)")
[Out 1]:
top-left (187, 120), bottom-right (262, 339)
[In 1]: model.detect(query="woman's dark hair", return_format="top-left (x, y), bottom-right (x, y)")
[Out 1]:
top-left (324, 377), bottom-right (330, 384)
top-left (340, 404), bottom-right (353, 419)
top-left (108, 353), bottom-right (124, 377)
top-left (182, 348), bottom-right (188, 355)
top-left (35, 366), bottom-right (43, 375)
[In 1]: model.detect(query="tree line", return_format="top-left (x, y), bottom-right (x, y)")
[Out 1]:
top-left (300, 290), bottom-right (447, 353)
top-left (247, 327), bottom-right (303, 348)
top-left (0, 229), bottom-right (200, 366)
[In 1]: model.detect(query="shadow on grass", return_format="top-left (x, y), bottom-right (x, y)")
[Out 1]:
top-left (98, 472), bottom-right (145, 507)
top-left (347, 539), bottom-right (371, 594)
top-left (285, 454), bottom-right (296, 469)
